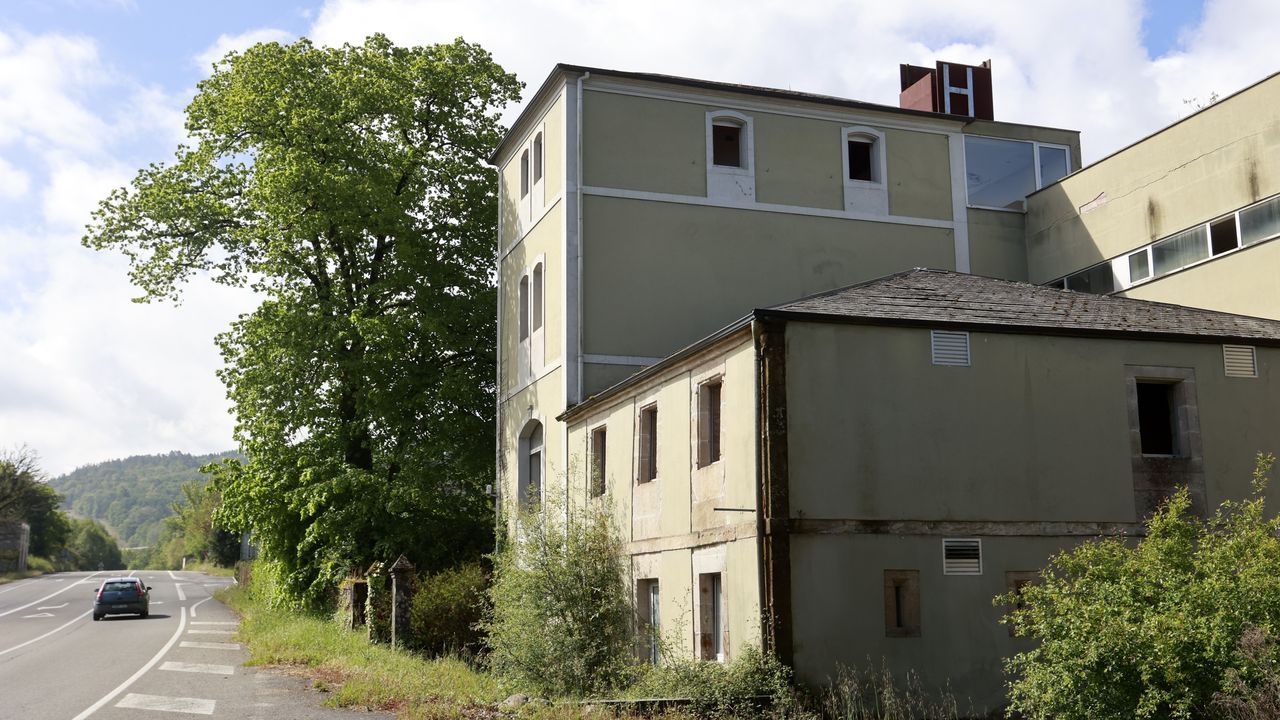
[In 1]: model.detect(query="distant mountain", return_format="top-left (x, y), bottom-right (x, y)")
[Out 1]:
top-left (49, 451), bottom-right (239, 548)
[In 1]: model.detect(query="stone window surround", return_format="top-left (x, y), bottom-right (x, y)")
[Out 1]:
top-left (1125, 365), bottom-right (1206, 519)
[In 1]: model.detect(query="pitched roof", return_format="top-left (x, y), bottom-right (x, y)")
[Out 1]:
top-left (764, 268), bottom-right (1280, 344)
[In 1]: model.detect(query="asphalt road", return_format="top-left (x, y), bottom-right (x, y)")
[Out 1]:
top-left (0, 570), bottom-right (388, 720)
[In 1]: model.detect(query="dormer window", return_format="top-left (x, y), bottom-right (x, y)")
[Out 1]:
top-left (841, 126), bottom-right (888, 214)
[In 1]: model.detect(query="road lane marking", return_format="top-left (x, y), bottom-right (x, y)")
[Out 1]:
top-left (160, 661), bottom-right (235, 675)
top-left (0, 609), bottom-right (93, 657)
top-left (189, 596), bottom-right (211, 617)
top-left (37, 602), bottom-right (68, 610)
top-left (21, 612), bottom-right (54, 618)
top-left (190, 621), bottom-right (237, 625)
top-left (175, 583), bottom-right (187, 601)
top-left (0, 571), bottom-right (102, 617)
top-left (180, 641), bottom-right (240, 650)
top-left (167, 570), bottom-right (180, 580)
top-left (116, 693), bottom-right (215, 715)
top-left (70, 606), bottom-right (188, 720)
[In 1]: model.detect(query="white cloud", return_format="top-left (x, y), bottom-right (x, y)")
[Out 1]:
top-left (0, 155), bottom-right (30, 198)
top-left (195, 28), bottom-right (296, 71)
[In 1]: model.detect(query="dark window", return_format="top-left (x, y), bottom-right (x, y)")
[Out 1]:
top-left (638, 405), bottom-right (658, 483)
top-left (590, 426), bottom-right (607, 497)
top-left (637, 578), bottom-right (660, 664)
top-left (532, 133), bottom-right (543, 183)
top-left (1210, 215), bottom-right (1239, 256)
top-left (883, 570), bottom-right (920, 637)
top-left (519, 150), bottom-right (529, 198)
top-left (1137, 381), bottom-right (1176, 455)
top-left (712, 123), bottom-right (742, 167)
top-left (697, 380), bottom-right (722, 467)
top-left (848, 139), bottom-right (874, 181)
top-left (698, 572), bottom-right (723, 660)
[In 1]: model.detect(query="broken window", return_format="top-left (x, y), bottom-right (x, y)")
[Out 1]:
top-left (638, 404), bottom-right (658, 483)
top-left (637, 578), bottom-right (660, 664)
top-left (698, 572), bottom-right (724, 661)
top-left (883, 569), bottom-right (920, 638)
top-left (1136, 381), bottom-right (1176, 456)
top-left (848, 138), bottom-right (874, 182)
top-left (697, 379), bottom-right (722, 467)
top-left (711, 122), bottom-right (743, 167)
top-left (590, 425), bottom-right (607, 497)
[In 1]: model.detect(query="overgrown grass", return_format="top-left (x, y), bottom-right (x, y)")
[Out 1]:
top-left (183, 561), bottom-right (235, 577)
top-left (0, 555), bottom-right (56, 584)
top-left (217, 582), bottom-right (502, 718)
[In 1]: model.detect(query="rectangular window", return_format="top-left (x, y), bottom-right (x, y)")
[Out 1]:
top-left (883, 570), bottom-right (920, 638)
top-left (1005, 571), bottom-right (1040, 636)
top-left (590, 426), bottom-right (607, 497)
top-left (697, 379), bottom-right (722, 467)
top-left (1064, 262), bottom-right (1117, 294)
top-left (711, 123), bottom-right (742, 167)
top-left (1152, 225), bottom-right (1209, 277)
top-left (847, 139), bottom-right (873, 181)
top-left (1128, 249), bottom-right (1151, 283)
top-left (964, 136), bottom-right (1071, 209)
top-left (1136, 381), bottom-right (1176, 455)
top-left (637, 579), bottom-right (660, 664)
top-left (698, 572), bottom-right (724, 661)
top-left (1038, 145), bottom-right (1070, 186)
top-left (1241, 195), bottom-right (1280, 246)
top-left (1210, 215), bottom-right (1239, 256)
top-left (943, 538), bottom-right (982, 575)
top-left (638, 404), bottom-right (658, 483)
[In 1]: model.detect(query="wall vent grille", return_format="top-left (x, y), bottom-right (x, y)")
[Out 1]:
top-left (931, 330), bottom-right (971, 367)
top-left (943, 538), bottom-right (982, 575)
top-left (1224, 345), bottom-right (1257, 378)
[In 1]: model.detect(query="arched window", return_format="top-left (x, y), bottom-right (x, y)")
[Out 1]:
top-left (705, 110), bottom-right (755, 204)
top-left (531, 263), bottom-right (543, 334)
top-left (533, 132), bottom-right (544, 183)
top-left (518, 275), bottom-right (529, 341)
top-left (841, 125), bottom-right (888, 215)
top-left (518, 420), bottom-right (544, 508)
top-left (520, 149), bottom-right (530, 198)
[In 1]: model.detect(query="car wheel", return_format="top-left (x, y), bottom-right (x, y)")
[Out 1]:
top-left (141, 609), bottom-right (149, 619)
top-left (93, 614), bottom-right (102, 621)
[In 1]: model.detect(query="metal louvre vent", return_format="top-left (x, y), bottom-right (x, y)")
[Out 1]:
top-left (1224, 345), bottom-right (1257, 378)
top-left (943, 538), bottom-right (982, 575)
top-left (931, 330), bottom-right (970, 367)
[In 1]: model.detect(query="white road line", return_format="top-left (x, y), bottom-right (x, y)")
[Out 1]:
top-left (37, 602), bottom-right (69, 610)
top-left (189, 621), bottom-right (237, 626)
top-left (21, 612), bottom-right (54, 618)
top-left (0, 572), bottom-right (102, 618)
top-left (189, 596), bottom-right (211, 617)
top-left (160, 661), bottom-right (235, 675)
top-left (0, 609), bottom-right (93, 657)
top-left (167, 570), bottom-right (181, 580)
top-left (175, 583), bottom-right (186, 602)
top-left (0, 577), bottom-right (45, 595)
top-left (179, 641), bottom-right (240, 650)
top-left (116, 693), bottom-right (216, 715)
top-left (186, 630), bottom-right (233, 635)
top-left (70, 606), bottom-right (188, 720)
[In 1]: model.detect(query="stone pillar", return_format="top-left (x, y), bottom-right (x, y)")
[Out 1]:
top-left (389, 554), bottom-right (415, 648)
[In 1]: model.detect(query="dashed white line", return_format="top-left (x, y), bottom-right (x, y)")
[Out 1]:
top-left (0, 572), bottom-right (101, 618)
top-left (175, 583), bottom-right (187, 602)
top-left (186, 629), bottom-right (233, 635)
top-left (37, 602), bottom-right (68, 610)
top-left (160, 661), bottom-right (235, 675)
top-left (179, 641), bottom-right (240, 650)
top-left (116, 693), bottom-right (216, 715)
top-left (190, 621), bottom-right (237, 626)
top-left (0, 610), bottom-right (93, 657)
top-left (70, 606), bottom-right (189, 720)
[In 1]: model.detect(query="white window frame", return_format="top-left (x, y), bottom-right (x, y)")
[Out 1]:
top-left (705, 110), bottom-right (755, 205)
top-left (517, 418), bottom-right (545, 509)
top-left (840, 125), bottom-right (888, 215)
top-left (963, 134), bottom-right (1072, 212)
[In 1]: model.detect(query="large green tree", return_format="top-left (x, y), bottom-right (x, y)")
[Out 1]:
top-left (0, 449), bottom-right (71, 558)
top-left (84, 35), bottom-right (521, 605)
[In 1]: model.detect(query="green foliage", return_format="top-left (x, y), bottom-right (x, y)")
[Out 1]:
top-left (409, 561), bottom-right (489, 657)
top-left (0, 448), bottom-right (72, 561)
top-left (130, 476), bottom-right (241, 570)
top-left (815, 661), bottom-right (964, 720)
top-left (48, 451), bottom-right (237, 549)
top-left (483, 499), bottom-right (634, 698)
top-left (628, 646), bottom-right (797, 718)
top-left (1002, 453), bottom-right (1280, 720)
top-left (66, 517), bottom-right (124, 570)
top-left (84, 33), bottom-right (522, 609)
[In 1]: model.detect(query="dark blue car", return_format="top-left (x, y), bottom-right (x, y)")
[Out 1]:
top-left (92, 577), bottom-right (151, 620)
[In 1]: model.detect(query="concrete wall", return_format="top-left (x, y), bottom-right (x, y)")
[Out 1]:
top-left (1025, 74), bottom-right (1280, 285)
top-left (565, 332), bottom-right (761, 662)
top-left (1120, 237), bottom-right (1280, 319)
top-left (782, 320), bottom-right (1280, 709)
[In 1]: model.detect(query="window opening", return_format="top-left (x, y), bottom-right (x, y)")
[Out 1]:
top-left (1038, 145), bottom-right (1070, 186)
top-left (964, 136), bottom-right (1070, 209)
top-left (517, 276), bottom-right (529, 341)
top-left (638, 404), bottom-right (658, 483)
top-left (518, 421), bottom-right (543, 508)
top-left (1064, 263), bottom-right (1117, 294)
top-left (697, 379), bottom-right (723, 467)
top-left (1210, 215), bottom-right (1239, 256)
top-left (1152, 225), bottom-right (1209, 277)
top-left (532, 133), bottom-right (543, 183)
top-left (531, 264), bottom-right (543, 333)
top-left (637, 579), bottom-right (660, 664)
top-left (590, 426), bottom-right (607, 497)
top-left (883, 570), bottom-right (920, 637)
top-left (519, 150), bottom-right (529, 198)
top-left (1241, 195), bottom-right (1280, 245)
top-left (1128, 249), bottom-right (1151, 283)
top-left (1136, 381), bottom-right (1176, 455)
top-left (848, 138), bottom-right (874, 181)
top-left (712, 122), bottom-right (742, 167)
top-left (698, 572), bottom-right (723, 661)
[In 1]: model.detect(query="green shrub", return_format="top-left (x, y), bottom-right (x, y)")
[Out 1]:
top-left (482, 498), bottom-right (633, 698)
top-left (26, 555), bottom-right (54, 573)
top-left (1002, 454), bottom-right (1280, 720)
top-left (627, 646), bottom-right (797, 718)
top-left (409, 561), bottom-right (488, 656)
top-left (816, 661), bottom-right (964, 720)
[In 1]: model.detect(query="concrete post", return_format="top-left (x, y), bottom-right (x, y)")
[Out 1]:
top-left (389, 554), bottom-right (415, 648)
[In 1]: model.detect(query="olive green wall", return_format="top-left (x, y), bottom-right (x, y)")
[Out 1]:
top-left (967, 208), bottom-right (1028, 281)
top-left (582, 91), bottom-right (707, 197)
top-left (1120, 237), bottom-right (1280, 320)
top-left (580, 195), bottom-right (955, 367)
top-left (1025, 74), bottom-right (1280, 284)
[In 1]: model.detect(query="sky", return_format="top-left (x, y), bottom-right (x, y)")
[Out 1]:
top-left (0, 0), bottom-right (1274, 476)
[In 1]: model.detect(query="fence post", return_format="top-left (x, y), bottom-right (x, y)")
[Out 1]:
top-left (390, 555), bottom-right (415, 648)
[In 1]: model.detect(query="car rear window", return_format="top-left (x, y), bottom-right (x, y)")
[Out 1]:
top-left (103, 582), bottom-right (138, 592)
